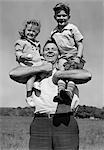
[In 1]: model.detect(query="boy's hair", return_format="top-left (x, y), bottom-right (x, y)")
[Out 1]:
top-left (19, 19), bottom-right (41, 39)
top-left (53, 3), bottom-right (70, 16)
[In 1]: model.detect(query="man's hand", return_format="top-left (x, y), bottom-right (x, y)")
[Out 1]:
top-left (21, 54), bottom-right (33, 61)
top-left (42, 61), bottom-right (53, 72)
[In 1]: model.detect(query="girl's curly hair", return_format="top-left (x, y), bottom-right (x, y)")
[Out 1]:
top-left (19, 19), bottom-right (41, 39)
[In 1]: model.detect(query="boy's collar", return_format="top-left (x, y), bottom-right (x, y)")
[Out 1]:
top-left (53, 22), bottom-right (72, 32)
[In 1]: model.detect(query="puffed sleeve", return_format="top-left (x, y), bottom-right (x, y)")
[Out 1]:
top-left (14, 39), bottom-right (24, 62)
top-left (35, 41), bottom-right (42, 55)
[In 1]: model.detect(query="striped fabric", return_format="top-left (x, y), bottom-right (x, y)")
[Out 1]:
top-left (29, 114), bottom-right (79, 150)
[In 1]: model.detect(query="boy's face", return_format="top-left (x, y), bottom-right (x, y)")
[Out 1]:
top-left (25, 24), bottom-right (39, 40)
top-left (43, 43), bottom-right (59, 64)
top-left (55, 10), bottom-right (69, 27)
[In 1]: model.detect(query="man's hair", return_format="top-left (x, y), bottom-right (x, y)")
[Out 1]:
top-left (19, 19), bottom-right (41, 39)
top-left (43, 38), bottom-right (58, 52)
top-left (53, 3), bottom-right (70, 16)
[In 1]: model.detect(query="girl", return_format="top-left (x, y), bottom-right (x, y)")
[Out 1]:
top-left (15, 19), bottom-right (47, 106)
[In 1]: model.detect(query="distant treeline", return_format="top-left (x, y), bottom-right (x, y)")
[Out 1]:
top-left (0, 105), bottom-right (104, 119)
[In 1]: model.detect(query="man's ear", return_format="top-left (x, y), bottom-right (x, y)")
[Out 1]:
top-left (68, 15), bottom-right (71, 19)
top-left (54, 15), bottom-right (57, 20)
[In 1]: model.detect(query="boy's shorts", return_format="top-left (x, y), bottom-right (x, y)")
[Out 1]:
top-left (59, 56), bottom-right (86, 70)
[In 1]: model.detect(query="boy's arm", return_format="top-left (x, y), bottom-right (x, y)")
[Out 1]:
top-left (73, 40), bottom-right (84, 64)
top-left (72, 25), bottom-right (84, 62)
top-left (76, 40), bottom-right (83, 58)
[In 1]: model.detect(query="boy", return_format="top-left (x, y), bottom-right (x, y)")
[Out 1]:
top-left (51, 3), bottom-right (85, 106)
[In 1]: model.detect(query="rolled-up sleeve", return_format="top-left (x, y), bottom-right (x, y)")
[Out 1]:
top-left (72, 25), bottom-right (83, 42)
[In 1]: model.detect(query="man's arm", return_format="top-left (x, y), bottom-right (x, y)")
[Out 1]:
top-left (9, 63), bottom-right (91, 85)
top-left (52, 69), bottom-right (92, 85)
top-left (9, 62), bottom-right (52, 84)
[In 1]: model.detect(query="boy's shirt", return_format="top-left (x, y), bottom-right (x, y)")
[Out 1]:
top-left (51, 23), bottom-right (83, 58)
top-left (15, 39), bottom-right (42, 65)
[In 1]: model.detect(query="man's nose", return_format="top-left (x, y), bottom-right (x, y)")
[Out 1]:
top-left (29, 31), bottom-right (33, 34)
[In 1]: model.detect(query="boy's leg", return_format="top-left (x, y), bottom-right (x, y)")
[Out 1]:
top-left (53, 79), bottom-right (66, 103)
top-left (60, 81), bottom-right (75, 105)
top-left (71, 86), bottom-right (79, 111)
top-left (58, 79), bottom-right (66, 93)
top-left (55, 80), bottom-right (72, 114)
top-left (66, 81), bottom-right (75, 99)
top-left (53, 58), bottom-right (67, 103)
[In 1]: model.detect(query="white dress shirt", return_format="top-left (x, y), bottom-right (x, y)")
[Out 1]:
top-left (29, 69), bottom-right (79, 114)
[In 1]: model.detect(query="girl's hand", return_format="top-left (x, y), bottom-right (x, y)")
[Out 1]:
top-left (73, 57), bottom-right (80, 64)
top-left (21, 54), bottom-right (33, 61)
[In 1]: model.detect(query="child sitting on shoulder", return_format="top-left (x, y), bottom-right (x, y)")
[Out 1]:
top-left (51, 3), bottom-right (86, 108)
top-left (15, 19), bottom-right (48, 106)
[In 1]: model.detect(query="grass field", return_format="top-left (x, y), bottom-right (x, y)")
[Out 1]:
top-left (0, 116), bottom-right (104, 150)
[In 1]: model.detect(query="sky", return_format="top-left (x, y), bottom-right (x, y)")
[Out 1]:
top-left (0, 0), bottom-right (104, 108)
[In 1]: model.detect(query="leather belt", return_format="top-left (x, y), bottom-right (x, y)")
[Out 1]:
top-left (35, 113), bottom-right (55, 118)
top-left (34, 112), bottom-right (73, 119)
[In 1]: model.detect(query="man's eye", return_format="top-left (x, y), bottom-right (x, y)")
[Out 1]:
top-left (57, 15), bottom-right (61, 17)
top-left (57, 15), bottom-right (67, 17)
top-left (63, 15), bottom-right (67, 17)
top-left (52, 48), bottom-right (57, 51)
top-left (45, 48), bottom-right (49, 51)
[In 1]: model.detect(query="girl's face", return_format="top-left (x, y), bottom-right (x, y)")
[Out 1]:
top-left (55, 10), bottom-right (69, 27)
top-left (25, 24), bottom-right (39, 40)
top-left (43, 43), bottom-right (59, 64)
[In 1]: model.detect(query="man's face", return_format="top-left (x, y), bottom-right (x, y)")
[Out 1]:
top-left (55, 10), bottom-right (69, 27)
top-left (43, 43), bottom-right (59, 64)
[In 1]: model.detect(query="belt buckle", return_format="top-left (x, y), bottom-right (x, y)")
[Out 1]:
top-left (48, 113), bottom-right (52, 118)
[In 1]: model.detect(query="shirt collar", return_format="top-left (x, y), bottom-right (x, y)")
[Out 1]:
top-left (53, 22), bottom-right (72, 33)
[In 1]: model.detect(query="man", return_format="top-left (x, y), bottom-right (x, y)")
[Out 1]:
top-left (9, 39), bottom-right (91, 150)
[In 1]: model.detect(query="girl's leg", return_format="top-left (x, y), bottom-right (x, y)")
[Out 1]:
top-left (26, 75), bottom-right (36, 97)
top-left (26, 76), bottom-right (36, 107)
